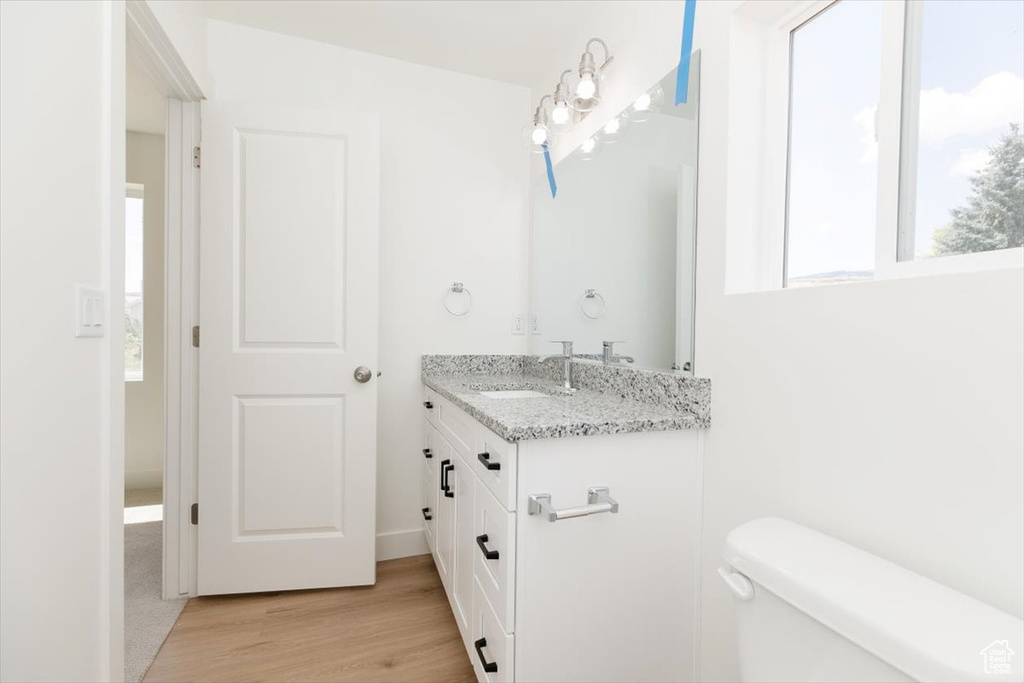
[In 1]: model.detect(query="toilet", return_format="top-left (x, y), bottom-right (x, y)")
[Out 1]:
top-left (721, 518), bottom-right (1024, 682)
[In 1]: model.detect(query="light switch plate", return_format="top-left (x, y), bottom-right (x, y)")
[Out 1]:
top-left (511, 313), bottom-right (525, 335)
top-left (75, 286), bottom-right (105, 338)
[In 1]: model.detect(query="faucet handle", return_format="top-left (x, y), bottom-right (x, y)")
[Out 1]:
top-left (548, 340), bottom-right (574, 355)
top-left (602, 340), bottom-right (626, 348)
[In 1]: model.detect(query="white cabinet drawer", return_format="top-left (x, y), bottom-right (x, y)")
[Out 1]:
top-left (423, 421), bottom-right (437, 475)
top-left (424, 387), bottom-right (439, 426)
top-left (474, 481), bottom-right (516, 633)
top-left (472, 578), bottom-right (514, 683)
top-left (473, 426), bottom-right (517, 512)
top-left (421, 462), bottom-right (436, 552)
top-left (436, 397), bottom-right (477, 459)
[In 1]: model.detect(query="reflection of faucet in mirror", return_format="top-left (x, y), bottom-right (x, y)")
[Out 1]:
top-left (537, 340), bottom-right (577, 392)
top-left (602, 341), bottom-right (635, 366)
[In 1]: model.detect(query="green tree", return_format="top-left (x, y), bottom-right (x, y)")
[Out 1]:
top-left (932, 123), bottom-right (1024, 256)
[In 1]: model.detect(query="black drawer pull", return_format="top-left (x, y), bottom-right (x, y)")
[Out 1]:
top-left (477, 452), bottom-right (500, 471)
top-left (443, 464), bottom-right (455, 498)
top-left (421, 507), bottom-right (432, 521)
top-left (440, 459), bottom-right (450, 493)
top-left (423, 448), bottom-right (433, 459)
top-left (474, 638), bottom-right (498, 673)
top-left (424, 400), bottom-right (434, 409)
top-left (475, 534), bottom-right (499, 560)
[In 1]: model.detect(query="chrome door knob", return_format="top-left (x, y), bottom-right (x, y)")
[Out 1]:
top-left (353, 366), bottom-right (373, 383)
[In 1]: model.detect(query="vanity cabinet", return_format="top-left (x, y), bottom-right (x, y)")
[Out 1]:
top-left (422, 386), bottom-right (703, 683)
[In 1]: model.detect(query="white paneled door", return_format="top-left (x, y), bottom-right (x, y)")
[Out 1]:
top-left (198, 103), bottom-right (380, 595)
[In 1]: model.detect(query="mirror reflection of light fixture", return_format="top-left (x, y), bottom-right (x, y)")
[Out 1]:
top-left (573, 38), bottom-right (613, 114)
top-left (600, 113), bottom-right (630, 143)
top-left (551, 70), bottom-right (575, 131)
top-left (630, 83), bottom-right (665, 123)
top-left (578, 135), bottom-right (600, 162)
top-left (522, 95), bottom-right (553, 154)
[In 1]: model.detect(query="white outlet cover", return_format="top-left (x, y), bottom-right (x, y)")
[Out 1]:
top-left (75, 286), bottom-right (105, 338)
top-left (530, 314), bottom-right (542, 335)
top-left (511, 313), bottom-right (525, 335)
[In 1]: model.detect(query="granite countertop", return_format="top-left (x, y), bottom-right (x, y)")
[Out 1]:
top-left (422, 372), bottom-right (700, 442)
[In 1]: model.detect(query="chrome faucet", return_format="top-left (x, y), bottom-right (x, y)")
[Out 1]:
top-left (602, 341), bottom-right (634, 366)
top-left (537, 340), bottom-right (577, 391)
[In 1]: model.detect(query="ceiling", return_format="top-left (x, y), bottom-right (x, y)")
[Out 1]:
top-left (202, 0), bottom-right (609, 88)
top-left (127, 57), bottom-right (166, 135)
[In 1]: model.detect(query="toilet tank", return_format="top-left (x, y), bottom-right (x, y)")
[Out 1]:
top-left (721, 518), bottom-right (1023, 683)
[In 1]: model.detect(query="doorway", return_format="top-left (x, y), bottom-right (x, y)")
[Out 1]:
top-left (123, 49), bottom-right (187, 683)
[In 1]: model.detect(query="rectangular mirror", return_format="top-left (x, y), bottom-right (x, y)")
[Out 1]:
top-left (530, 52), bottom-right (701, 373)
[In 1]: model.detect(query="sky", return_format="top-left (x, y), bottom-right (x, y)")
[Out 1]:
top-left (786, 0), bottom-right (1024, 279)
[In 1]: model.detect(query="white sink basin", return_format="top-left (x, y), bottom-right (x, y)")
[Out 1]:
top-left (478, 389), bottom-right (550, 399)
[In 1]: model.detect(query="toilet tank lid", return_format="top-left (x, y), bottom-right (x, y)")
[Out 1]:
top-left (724, 518), bottom-right (1023, 682)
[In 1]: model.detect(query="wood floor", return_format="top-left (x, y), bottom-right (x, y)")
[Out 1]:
top-left (144, 555), bottom-right (476, 683)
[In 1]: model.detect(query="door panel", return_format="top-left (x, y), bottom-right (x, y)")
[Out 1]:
top-left (198, 102), bottom-right (380, 595)
top-left (452, 452), bottom-right (475, 639)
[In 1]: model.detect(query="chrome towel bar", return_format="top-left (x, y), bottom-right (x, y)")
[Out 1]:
top-left (528, 486), bottom-right (619, 522)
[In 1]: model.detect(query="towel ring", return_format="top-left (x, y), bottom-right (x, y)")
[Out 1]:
top-left (443, 282), bottom-right (473, 316)
top-left (580, 288), bottom-right (606, 319)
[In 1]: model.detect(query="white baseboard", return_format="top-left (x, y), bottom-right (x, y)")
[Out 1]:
top-left (376, 528), bottom-right (429, 561)
top-left (125, 469), bottom-right (162, 490)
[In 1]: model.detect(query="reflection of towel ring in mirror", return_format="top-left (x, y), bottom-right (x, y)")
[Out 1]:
top-left (443, 282), bottom-right (473, 316)
top-left (580, 288), bottom-right (606, 319)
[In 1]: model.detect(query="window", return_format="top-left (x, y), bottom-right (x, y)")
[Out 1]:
top-left (125, 184), bottom-right (144, 381)
top-left (781, 0), bottom-right (1023, 287)
top-left (786, 0), bottom-right (883, 286)
top-left (898, 0), bottom-right (1024, 261)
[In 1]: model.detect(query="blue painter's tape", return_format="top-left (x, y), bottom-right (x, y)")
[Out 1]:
top-left (542, 142), bottom-right (557, 198)
top-left (675, 0), bottom-right (697, 105)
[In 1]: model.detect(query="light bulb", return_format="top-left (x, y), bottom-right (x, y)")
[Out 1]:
top-left (629, 84), bottom-right (664, 123)
top-left (552, 103), bottom-right (571, 125)
top-left (576, 75), bottom-right (597, 99)
top-left (580, 137), bottom-right (596, 154)
top-left (600, 114), bottom-right (629, 143)
top-left (531, 126), bottom-right (548, 145)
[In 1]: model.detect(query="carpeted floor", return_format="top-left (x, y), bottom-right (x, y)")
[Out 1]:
top-left (124, 488), bottom-right (188, 683)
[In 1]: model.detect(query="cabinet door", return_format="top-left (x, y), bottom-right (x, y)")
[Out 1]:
top-left (450, 452), bottom-right (475, 640)
top-left (515, 430), bottom-right (701, 682)
top-left (433, 433), bottom-right (456, 589)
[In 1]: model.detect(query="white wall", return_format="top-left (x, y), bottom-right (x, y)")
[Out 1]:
top-left (0, 1), bottom-right (124, 680)
top-left (125, 132), bottom-right (165, 490)
top-left (205, 21), bottom-right (531, 556)
top-left (142, 0), bottom-right (213, 96)
top-left (533, 2), bottom-right (1024, 681)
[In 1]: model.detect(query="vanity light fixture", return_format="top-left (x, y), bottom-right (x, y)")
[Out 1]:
top-left (550, 70), bottom-right (575, 130)
top-left (630, 83), bottom-right (665, 123)
top-left (522, 95), bottom-right (553, 154)
top-left (572, 38), bottom-right (613, 114)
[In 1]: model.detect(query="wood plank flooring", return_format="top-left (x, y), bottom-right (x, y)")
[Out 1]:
top-left (144, 555), bottom-right (476, 683)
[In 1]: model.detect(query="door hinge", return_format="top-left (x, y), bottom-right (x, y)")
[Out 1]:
top-left (192, 325), bottom-right (200, 348)
top-left (191, 503), bottom-right (199, 525)
top-left (192, 146), bottom-right (201, 169)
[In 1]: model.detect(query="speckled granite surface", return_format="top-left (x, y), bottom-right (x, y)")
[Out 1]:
top-left (421, 354), bottom-right (710, 442)
top-left (526, 357), bottom-right (712, 427)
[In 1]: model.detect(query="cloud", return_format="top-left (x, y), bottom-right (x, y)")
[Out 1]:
top-left (855, 71), bottom-right (1024, 163)
top-left (918, 71), bottom-right (1024, 146)
top-left (855, 106), bottom-right (877, 163)
top-left (948, 147), bottom-right (992, 178)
